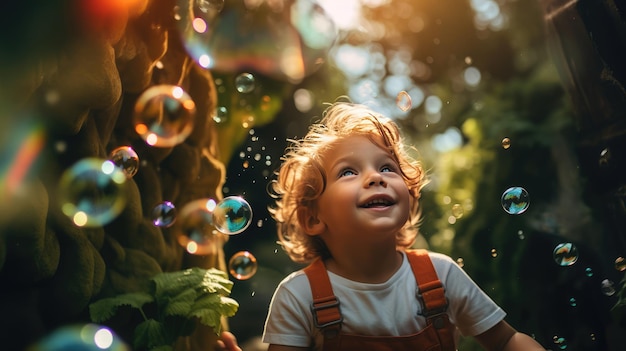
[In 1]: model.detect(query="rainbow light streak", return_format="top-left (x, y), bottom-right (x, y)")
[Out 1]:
top-left (0, 122), bottom-right (46, 199)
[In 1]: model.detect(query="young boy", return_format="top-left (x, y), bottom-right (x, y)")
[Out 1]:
top-left (262, 102), bottom-right (545, 351)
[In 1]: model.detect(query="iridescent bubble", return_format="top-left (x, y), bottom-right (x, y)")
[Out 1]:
top-left (585, 267), bottom-right (594, 277)
top-left (490, 248), bottom-right (498, 258)
top-left (58, 158), bottom-right (127, 227)
top-left (569, 297), bottom-right (577, 307)
top-left (501, 187), bottom-right (529, 215)
top-left (601, 279), bottom-right (616, 296)
top-left (175, 0), bottom-right (337, 83)
top-left (108, 146), bottom-right (139, 178)
top-left (501, 137), bottom-right (511, 149)
top-left (552, 242), bottom-right (579, 266)
top-left (235, 73), bottom-right (255, 93)
top-left (151, 201), bottom-right (177, 228)
top-left (615, 256), bottom-right (626, 271)
top-left (212, 196), bottom-right (253, 235)
top-left (133, 85), bottom-right (196, 148)
top-left (451, 203), bottom-right (464, 218)
top-left (228, 251), bottom-right (258, 280)
top-left (396, 91), bottom-right (412, 112)
top-left (175, 198), bottom-right (218, 255)
top-left (33, 323), bottom-right (129, 351)
top-left (456, 257), bottom-right (464, 268)
top-left (553, 336), bottom-right (567, 350)
top-left (213, 106), bottom-right (228, 124)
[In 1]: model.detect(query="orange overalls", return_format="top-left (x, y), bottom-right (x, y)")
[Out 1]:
top-left (303, 249), bottom-right (457, 351)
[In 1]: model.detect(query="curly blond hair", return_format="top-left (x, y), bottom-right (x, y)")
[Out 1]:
top-left (268, 102), bottom-right (428, 264)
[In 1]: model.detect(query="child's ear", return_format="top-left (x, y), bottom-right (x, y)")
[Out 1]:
top-left (297, 207), bottom-right (325, 235)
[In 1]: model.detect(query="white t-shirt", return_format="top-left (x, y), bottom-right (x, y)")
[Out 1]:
top-left (262, 251), bottom-right (506, 350)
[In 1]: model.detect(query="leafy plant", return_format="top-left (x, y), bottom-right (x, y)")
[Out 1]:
top-left (89, 267), bottom-right (239, 350)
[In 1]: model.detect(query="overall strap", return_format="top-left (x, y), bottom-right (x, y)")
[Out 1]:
top-left (303, 258), bottom-right (342, 349)
top-left (406, 249), bottom-right (456, 351)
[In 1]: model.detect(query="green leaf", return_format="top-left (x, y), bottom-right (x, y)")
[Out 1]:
top-left (200, 268), bottom-right (234, 294)
top-left (134, 319), bottom-right (169, 350)
top-left (190, 307), bottom-right (224, 334)
top-left (89, 292), bottom-right (154, 323)
top-left (163, 288), bottom-right (196, 317)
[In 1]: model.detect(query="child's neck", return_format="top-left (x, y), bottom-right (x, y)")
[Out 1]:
top-left (325, 246), bottom-right (403, 284)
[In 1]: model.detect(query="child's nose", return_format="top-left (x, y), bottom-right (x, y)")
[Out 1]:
top-left (365, 172), bottom-right (386, 187)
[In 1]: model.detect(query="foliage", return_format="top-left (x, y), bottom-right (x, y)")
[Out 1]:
top-left (89, 267), bottom-right (239, 350)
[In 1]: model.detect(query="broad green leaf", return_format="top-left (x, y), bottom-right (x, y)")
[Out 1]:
top-left (89, 292), bottom-right (154, 323)
top-left (190, 308), bottom-right (223, 334)
top-left (134, 319), bottom-right (169, 350)
top-left (153, 268), bottom-right (206, 299)
top-left (163, 288), bottom-right (196, 317)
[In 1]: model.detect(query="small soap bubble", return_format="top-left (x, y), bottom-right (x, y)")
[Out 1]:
top-left (517, 230), bottom-right (525, 240)
top-left (553, 336), bottom-right (567, 350)
top-left (456, 257), bottom-right (464, 268)
top-left (213, 106), bottom-right (228, 124)
top-left (197, 0), bottom-right (224, 13)
top-left (601, 279), bottom-right (616, 296)
top-left (451, 203), bottom-right (464, 218)
top-left (501, 137), bottom-right (511, 149)
top-left (151, 201), bottom-right (177, 228)
top-left (585, 267), bottom-right (594, 277)
top-left (490, 248), bottom-right (498, 258)
top-left (212, 196), bottom-right (253, 235)
top-left (228, 251), bottom-right (258, 280)
top-left (599, 148), bottom-right (610, 166)
top-left (235, 73), bottom-right (255, 93)
top-left (569, 297), bottom-right (577, 307)
top-left (175, 198), bottom-right (218, 255)
top-left (615, 256), bottom-right (626, 271)
top-left (58, 158), bottom-right (127, 227)
top-left (133, 85), bottom-right (196, 148)
top-left (108, 146), bottom-right (139, 178)
top-left (34, 323), bottom-right (129, 351)
top-left (553, 243), bottom-right (579, 266)
top-left (396, 91), bottom-right (412, 112)
top-left (501, 187), bottom-right (529, 214)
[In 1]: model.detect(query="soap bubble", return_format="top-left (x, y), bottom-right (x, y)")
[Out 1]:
top-left (58, 158), bottom-right (127, 227)
top-left (175, 198), bottom-right (218, 255)
top-left (235, 73), bottom-right (255, 93)
top-left (615, 256), bottom-right (626, 271)
top-left (451, 203), bottom-right (464, 218)
top-left (552, 242), bottom-right (579, 266)
top-left (175, 0), bottom-right (337, 83)
top-left (396, 91), bottom-right (412, 112)
top-left (133, 85), bottom-right (196, 148)
top-left (108, 146), bottom-right (139, 178)
top-left (151, 201), bottom-right (177, 228)
top-left (500, 186), bottom-right (529, 214)
top-left (553, 336), bottom-right (567, 350)
top-left (228, 251), bottom-right (258, 280)
top-left (601, 279), bottom-right (616, 296)
top-left (213, 196), bottom-right (253, 234)
top-left (501, 137), bottom-right (511, 149)
top-left (33, 323), bottom-right (128, 351)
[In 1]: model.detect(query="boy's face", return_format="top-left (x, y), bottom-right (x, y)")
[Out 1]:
top-left (310, 135), bottom-right (411, 243)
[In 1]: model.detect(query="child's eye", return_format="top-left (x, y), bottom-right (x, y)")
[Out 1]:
top-left (381, 165), bottom-right (395, 173)
top-left (339, 169), bottom-right (355, 177)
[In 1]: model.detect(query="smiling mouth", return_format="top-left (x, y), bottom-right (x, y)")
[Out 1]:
top-left (360, 198), bottom-right (395, 208)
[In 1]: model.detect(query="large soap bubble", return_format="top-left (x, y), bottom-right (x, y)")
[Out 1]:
top-left (500, 186), bottom-right (529, 215)
top-left (212, 196), bottom-right (253, 235)
top-left (133, 85), bottom-right (196, 148)
top-left (58, 158), bottom-right (127, 227)
top-left (174, 0), bottom-right (337, 83)
top-left (32, 324), bottom-right (129, 351)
